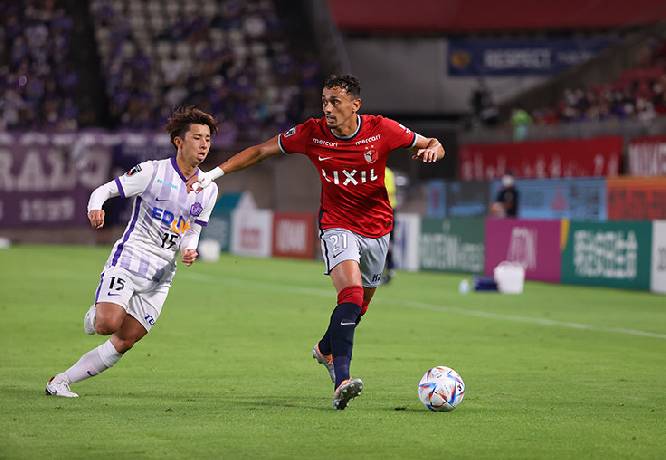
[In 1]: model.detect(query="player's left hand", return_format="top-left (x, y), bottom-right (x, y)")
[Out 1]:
top-left (411, 147), bottom-right (439, 163)
top-left (181, 249), bottom-right (198, 266)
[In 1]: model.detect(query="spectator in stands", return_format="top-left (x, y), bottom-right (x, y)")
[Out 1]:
top-left (530, 37), bottom-right (666, 126)
top-left (490, 172), bottom-right (519, 218)
top-left (511, 108), bottom-right (532, 141)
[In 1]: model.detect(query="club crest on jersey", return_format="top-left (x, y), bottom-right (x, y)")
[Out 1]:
top-left (364, 149), bottom-right (378, 164)
top-left (126, 164), bottom-right (142, 176)
top-left (190, 202), bottom-right (203, 217)
top-left (284, 126), bottom-right (296, 137)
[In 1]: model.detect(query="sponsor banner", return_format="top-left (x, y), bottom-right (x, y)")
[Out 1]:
top-left (446, 181), bottom-right (489, 217)
top-left (0, 139), bottom-right (112, 228)
top-left (448, 37), bottom-right (611, 76)
top-left (202, 212), bottom-right (232, 252)
top-left (231, 209), bottom-right (273, 258)
top-left (0, 131), bottom-right (178, 228)
top-left (607, 177), bottom-right (666, 220)
top-left (490, 178), bottom-right (607, 220)
top-left (627, 136), bottom-right (666, 176)
top-left (651, 221), bottom-right (666, 294)
top-left (272, 212), bottom-right (316, 259)
top-left (484, 219), bottom-right (562, 282)
top-left (561, 220), bottom-right (652, 290)
top-left (394, 213), bottom-right (421, 271)
top-left (420, 218), bottom-right (485, 273)
top-left (425, 180), bottom-right (446, 218)
top-left (459, 137), bottom-right (622, 180)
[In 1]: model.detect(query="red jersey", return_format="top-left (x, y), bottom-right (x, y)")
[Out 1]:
top-left (278, 114), bottom-right (416, 238)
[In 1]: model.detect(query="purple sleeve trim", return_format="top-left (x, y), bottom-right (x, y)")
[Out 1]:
top-left (194, 219), bottom-right (208, 227)
top-left (114, 177), bottom-right (126, 198)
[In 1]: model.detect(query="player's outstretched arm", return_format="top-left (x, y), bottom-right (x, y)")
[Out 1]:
top-left (87, 180), bottom-right (120, 229)
top-left (410, 135), bottom-right (445, 163)
top-left (188, 136), bottom-right (282, 192)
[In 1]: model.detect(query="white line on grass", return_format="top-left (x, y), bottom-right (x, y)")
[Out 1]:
top-left (180, 272), bottom-right (666, 340)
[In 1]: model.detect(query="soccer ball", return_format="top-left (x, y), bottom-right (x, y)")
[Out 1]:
top-left (418, 366), bottom-right (465, 412)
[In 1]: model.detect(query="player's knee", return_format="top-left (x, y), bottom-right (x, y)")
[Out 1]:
top-left (337, 285), bottom-right (363, 306)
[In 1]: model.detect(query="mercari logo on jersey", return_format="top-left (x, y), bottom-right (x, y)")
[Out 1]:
top-left (151, 207), bottom-right (191, 234)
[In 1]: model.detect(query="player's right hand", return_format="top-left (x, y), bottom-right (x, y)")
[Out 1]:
top-left (88, 210), bottom-right (105, 229)
top-left (181, 249), bottom-right (198, 266)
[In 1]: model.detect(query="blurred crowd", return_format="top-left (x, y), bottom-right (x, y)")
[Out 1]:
top-left (532, 38), bottom-right (666, 125)
top-left (0, 0), bottom-right (79, 130)
top-left (90, 0), bottom-right (319, 143)
top-left (1, 0), bottom-right (319, 142)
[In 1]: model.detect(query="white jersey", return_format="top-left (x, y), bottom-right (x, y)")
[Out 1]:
top-left (106, 157), bottom-right (218, 282)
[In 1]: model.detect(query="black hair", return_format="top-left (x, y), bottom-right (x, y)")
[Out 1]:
top-left (324, 74), bottom-right (361, 98)
top-left (165, 106), bottom-right (218, 149)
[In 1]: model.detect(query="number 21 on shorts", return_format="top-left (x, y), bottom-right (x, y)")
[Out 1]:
top-left (329, 233), bottom-right (348, 254)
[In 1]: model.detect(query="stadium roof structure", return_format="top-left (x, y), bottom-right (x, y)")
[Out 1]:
top-left (327, 0), bottom-right (666, 32)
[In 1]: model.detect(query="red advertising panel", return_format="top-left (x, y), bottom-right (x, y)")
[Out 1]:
top-left (272, 212), bottom-right (316, 259)
top-left (459, 136), bottom-right (622, 180)
top-left (327, 0), bottom-right (666, 32)
top-left (607, 178), bottom-right (666, 220)
top-left (628, 136), bottom-right (666, 176)
top-left (484, 219), bottom-right (562, 283)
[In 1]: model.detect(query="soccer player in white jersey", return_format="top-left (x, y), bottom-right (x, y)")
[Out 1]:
top-left (45, 107), bottom-right (219, 398)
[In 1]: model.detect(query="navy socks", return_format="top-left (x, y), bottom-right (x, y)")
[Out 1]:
top-left (328, 302), bottom-right (361, 388)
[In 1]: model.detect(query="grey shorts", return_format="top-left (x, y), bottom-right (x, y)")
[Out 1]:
top-left (320, 228), bottom-right (390, 288)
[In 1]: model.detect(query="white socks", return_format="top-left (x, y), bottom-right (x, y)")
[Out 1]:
top-left (63, 340), bottom-right (122, 384)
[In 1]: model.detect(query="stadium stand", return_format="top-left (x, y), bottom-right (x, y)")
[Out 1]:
top-left (1, 0), bottom-right (79, 130)
top-left (89, 0), bottom-right (319, 142)
top-left (532, 37), bottom-right (666, 125)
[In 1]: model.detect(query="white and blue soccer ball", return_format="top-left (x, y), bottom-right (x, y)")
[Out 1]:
top-left (418, 365), bottom-right (465, 412)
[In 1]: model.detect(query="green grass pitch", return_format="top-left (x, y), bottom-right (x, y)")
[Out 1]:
top-left (1, 245), bottom-right (665, 459)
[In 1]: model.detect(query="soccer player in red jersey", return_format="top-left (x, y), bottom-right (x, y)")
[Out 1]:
top-left (190, 75), bottom-right (444, 409)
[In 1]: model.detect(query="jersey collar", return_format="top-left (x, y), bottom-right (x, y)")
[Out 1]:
top-left (171, 156), bottom-right (198, 182)
top-left (328, 114), bottom-right (362, 140)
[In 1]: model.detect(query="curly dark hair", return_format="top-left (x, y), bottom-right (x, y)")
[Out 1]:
top-left (324, 74), bottom-right (361, 98)
top-left (165, 106), bottom-right (218, 149)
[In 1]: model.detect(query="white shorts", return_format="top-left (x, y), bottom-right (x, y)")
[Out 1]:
top-left (320, 228), bottom-right (390, 288)
top-left (93, 266), bottom-right (171, 332)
